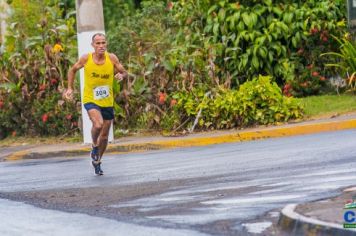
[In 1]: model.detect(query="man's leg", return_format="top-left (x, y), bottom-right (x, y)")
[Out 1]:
top-left (87, 108), bottom-right (104, 174)
top-left (97, 119), bottom-right (112, 160)
top-left (87, 109), bottom-right (104, 147)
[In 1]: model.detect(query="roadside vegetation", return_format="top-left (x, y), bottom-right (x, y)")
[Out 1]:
top-left (0, 0), bottom-right (354, 141)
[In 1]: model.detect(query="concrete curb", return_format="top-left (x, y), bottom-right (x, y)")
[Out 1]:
top-left (4, 118), bottom-right (356, 161)
top-left (278, 204), bottom-right (356, 236)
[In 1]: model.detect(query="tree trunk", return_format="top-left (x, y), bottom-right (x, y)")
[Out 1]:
top-left (76, 0), bottom-right (104, 33)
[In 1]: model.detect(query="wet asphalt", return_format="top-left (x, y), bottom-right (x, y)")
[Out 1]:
top-left (1, 130), bottom-right (356, 235)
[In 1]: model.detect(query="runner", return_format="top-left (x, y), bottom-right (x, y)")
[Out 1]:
top-left (64, 33), bottom-right (127, 175)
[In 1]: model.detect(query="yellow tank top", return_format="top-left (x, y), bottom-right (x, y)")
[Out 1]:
top-left (83, 52), bottom-right (114, 107)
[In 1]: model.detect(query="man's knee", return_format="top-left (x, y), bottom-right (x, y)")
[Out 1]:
top-left (92, 121), bottom-right (104, 130)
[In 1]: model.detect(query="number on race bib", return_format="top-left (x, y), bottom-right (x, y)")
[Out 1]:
top-left (94, 86), bottom-right (109, 100)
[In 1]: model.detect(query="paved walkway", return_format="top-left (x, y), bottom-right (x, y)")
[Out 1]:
top-left (2, 113), bottom-right (356, 235)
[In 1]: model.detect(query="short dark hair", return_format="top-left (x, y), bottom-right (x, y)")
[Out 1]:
top-left (92, 33), bottom-right (106, 42)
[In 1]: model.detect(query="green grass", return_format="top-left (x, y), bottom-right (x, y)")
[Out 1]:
top-left (298, 94), bottom-right (356, 118)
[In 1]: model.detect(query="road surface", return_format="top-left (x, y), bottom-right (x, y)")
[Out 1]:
top-left (1, 130), bottom-right (356, 235)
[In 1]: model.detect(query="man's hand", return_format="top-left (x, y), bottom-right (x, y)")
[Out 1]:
top-left (115, 72), bottom-right (126, 81)
top-left (63, 88), bottom-right (74, 101)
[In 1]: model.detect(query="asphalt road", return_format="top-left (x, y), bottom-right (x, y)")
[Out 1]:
top-left (1, 130), bottom-right (356, 235)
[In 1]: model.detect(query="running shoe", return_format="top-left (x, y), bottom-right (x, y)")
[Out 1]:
top-left (92, 161), bottom-right (104, 175)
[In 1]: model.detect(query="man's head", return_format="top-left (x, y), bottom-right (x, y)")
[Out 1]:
top-left (91, 33), bottom-right (107, 55)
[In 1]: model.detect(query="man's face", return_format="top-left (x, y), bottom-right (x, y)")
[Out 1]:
top-left (92, 35), bottom-right (107, 54)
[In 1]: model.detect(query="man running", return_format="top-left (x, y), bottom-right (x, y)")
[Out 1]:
top-left (64, 33), bottom-right (127, 175)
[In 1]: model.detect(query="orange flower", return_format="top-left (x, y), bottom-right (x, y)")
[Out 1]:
top-left (312, 71), bottom-right (319, 77)
top-left (158, 92), bottom-right (167, 105)
top-left (39, 84), bottom-right (46, 91)
top-left (170, 99), bottom-right (177, 107)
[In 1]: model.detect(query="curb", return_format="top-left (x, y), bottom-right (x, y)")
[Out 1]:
top-left (278, 204), bottom-right (356, 236)
top-left (4, 118), bottom-right (356, 162)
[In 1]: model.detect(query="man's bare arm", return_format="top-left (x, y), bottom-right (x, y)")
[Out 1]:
top-left (109, 53), bottom-right (127, 81)
top-left (64, 54), bottom-right (88, 100)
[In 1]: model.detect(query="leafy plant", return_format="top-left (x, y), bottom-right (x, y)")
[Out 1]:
top-left (322, 35), bottom-right (356, 92)
top-left (0, 0), bottom-right (78, 138)
top-left (173, 75), bottom-right (303, 131)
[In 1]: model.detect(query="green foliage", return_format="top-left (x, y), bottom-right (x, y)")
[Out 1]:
top-left (107, 1), bottom-right (177, 129)
top-left (106, 0), bottom-right (327, 132)
top-left (32, 93), bottom-right (80, 136)
top-left (1, 0), bottom-right (344, 137)
top-left (173, 75), bottom-right (303, 130)
top-left (0, 0), bottom-right (78, 139)
top-left (322, 35), bottom-right (356, 92)
top-left (197, 0), bottom-right (346, 87)
top-left (103, 0), bottom-right (135, 29)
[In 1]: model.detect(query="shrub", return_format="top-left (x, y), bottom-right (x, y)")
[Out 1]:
top-left (173, 75), bottom-right (303, 131)
top-left (0, 0), bottom-right (78, 139)
top-left (322, 35), bottom-right (356, 93)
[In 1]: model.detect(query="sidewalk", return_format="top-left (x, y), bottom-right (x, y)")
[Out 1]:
top-left (278, 187), bottom-right (356, 236)
top-left (2, 112), bottom-right (356, 235)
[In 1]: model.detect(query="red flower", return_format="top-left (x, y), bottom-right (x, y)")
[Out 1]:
top-left (42, 113), bottom-right (49, 123)
top-left (309, 28), bottom-right (318, 35)
top-left (72, 121), bottom-right (78, 127)
top-left (283, 84), bottom-right (291, 90)
top-left (306, 64), bottom-right (313, 70)
top-left (65, 114), bottom-right (72, 120)
top-left (158, 92), bottom-right (167, 105)
top-left (50, 79), bottom-right (57, 86)
top-left (0, 100), bottom-right (4, 109)
top-left (11, 131), bottom-right (16, 137)
top-left (283, 83), bottom-right (293, 96)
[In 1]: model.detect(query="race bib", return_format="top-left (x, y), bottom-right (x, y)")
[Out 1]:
top-left (93, 86), bottom-right (109, 100)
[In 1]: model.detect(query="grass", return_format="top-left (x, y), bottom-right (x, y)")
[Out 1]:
top-left (298, 94), bottom-right (356, 118)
